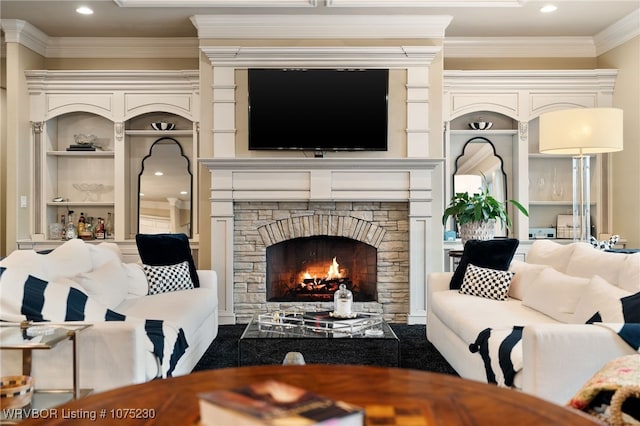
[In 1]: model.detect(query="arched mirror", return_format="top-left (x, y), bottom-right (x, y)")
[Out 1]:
top-left (138, 137), bottom-right (192, 236)
top-left (453, 136), bottom-right (508, 235)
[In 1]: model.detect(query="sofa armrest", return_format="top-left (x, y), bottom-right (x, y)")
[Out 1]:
top-left (522, 323), bottom-right (636, 405)
top-left (426, 272), bottom-right (453, 309)
top-left (196, 270), bottom-right (218, 291)
top-left (25, 321), bottom-right (151, 393)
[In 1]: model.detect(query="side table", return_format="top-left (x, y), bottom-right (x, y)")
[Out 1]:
top-left (0, 321), bottom-right (92, 418)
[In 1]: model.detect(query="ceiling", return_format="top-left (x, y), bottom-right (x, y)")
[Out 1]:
top-left (1, 0), bottom-right (638, 39)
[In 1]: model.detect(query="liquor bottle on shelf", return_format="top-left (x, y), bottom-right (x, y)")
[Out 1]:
top-left (65, 211), bottom-right (77, 240)
top-left (81, 216), bottom-right (94, 240)
top-left (105, 212), bottom-right (113, 239)
top-left (95, 217), bottom-right (106, 239)
top-left (60, 214), bottom-right (66, 241)
top-left (77, 212), bottom-right (86, 236)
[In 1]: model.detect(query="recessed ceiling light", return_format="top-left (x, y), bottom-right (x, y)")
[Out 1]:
top-left (180, 191), bottom-right (188, 195)
top-left (540, 5), bottom-right (558, 13)
top-left (154, 171), bottom-right (163, 176)
top-left (76, 6), bottom-right (94, 15)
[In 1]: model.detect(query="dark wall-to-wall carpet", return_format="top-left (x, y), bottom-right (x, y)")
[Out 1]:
top-left (193, 324), bottom-right (457, 376)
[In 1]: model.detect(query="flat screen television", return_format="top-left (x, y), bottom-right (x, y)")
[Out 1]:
top-left (248, 68), bottom-right (388, 151)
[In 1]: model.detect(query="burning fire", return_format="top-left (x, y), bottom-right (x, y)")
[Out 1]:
top-left (301, 257), bottom-right (342, 283)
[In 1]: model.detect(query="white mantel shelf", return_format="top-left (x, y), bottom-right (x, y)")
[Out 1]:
top-left (200, 157), bottom-right (443, 170)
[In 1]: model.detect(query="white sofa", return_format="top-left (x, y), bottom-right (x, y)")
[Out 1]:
top-left (427, 239), bottom-right (640, 405)
top-left (0, 239), bottom-right (219, 393)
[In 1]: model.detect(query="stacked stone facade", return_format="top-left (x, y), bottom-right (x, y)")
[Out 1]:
top-left (233, 201), bottom-right (409, 323)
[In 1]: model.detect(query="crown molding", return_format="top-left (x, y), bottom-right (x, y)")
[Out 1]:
top-left (24, 70), bottom-right (199, 92)
top-left (325, 0), bottom-right (525, 6)
top-left (443, 69), bottom-right (618, 93)
top-left (595, 8), bottom-right (640, 55)
top-left (45, 37), bottom-right (198, 58)
top-left (201, 45), bottom-right (441, 68)
top-left (114, 0), bottom-right (524, 6)
top-left (0, 19), bottom-right (48, 57)
top-left (444, 36), bottom-right (597, 58)
top-left (191, 14), bottom-right (453, 39)
top-left (113, 0), bottom-right (528, 8)
top-left (114, 0), bottom-right (316, 5)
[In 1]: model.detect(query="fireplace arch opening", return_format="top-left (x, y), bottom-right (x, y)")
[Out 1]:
top-left (266, 235), bottom-right (377, 302)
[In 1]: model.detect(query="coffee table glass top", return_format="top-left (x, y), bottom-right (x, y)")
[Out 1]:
top-left (0, 322), bottom-right (91, 349)
top-left (241, 310), bottom-right (398, 340)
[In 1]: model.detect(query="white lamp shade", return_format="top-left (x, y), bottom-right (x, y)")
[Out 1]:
top-left (539, 108), bottom-right (623, 154)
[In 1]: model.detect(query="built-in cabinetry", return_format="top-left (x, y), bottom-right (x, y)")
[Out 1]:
top-left (443, 69), bottom-right (617, 246)
top-left (23, 70), bottom-right (200, 257)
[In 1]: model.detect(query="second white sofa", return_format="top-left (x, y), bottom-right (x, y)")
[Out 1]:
top-left (427, 239), bottom-right (640, 405)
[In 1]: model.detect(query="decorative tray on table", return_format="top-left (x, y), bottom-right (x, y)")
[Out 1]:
top-left (256, 310), bottom-right (383, 337)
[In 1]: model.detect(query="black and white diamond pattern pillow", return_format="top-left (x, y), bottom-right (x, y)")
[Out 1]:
top-left (460, 263), bottom-right (515, 301)
top-left (144, 261), bottom-right (194, 295)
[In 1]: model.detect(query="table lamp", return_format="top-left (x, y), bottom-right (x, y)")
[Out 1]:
top-left (539, 108), bottom-right (623, 241)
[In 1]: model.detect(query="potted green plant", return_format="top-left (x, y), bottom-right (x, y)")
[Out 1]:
top-left (442, 185), bottom-right (529, 245)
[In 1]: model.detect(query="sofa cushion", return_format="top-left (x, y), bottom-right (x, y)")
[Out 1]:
top-left (87, 242), bottom-right (123, 269)
top-left (460, 264), bottom-right (514, 301)
top-left (123, 263), bottom-right (149, 297)
top-left (574, 275), bottom-right (634, 323)
top-left (526, 240), bottom-right (580, 274)
top-left (449, 238), bottom-right (519, 290)
top-left (73, 258), bottom-right (129, 309)
top-left (0, 239), bottom-right (92, 282)
top-left (619, 252), bottom-right (640, 293)
top-left (565, 243), bottom-right (629, 287)
top-left (143, 261), bottom-right (194, 295)
top-left (136, 233), bottom-right (199, 287)
top-left (508, 260), bottom-right (548, 300)
top-left (430, 290), bottom-right (558, 346)
top-left (521, 267), bottom-right (590, 323)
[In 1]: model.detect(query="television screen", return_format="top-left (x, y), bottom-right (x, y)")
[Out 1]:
top-left (248, 68), bottom-right (388, 151)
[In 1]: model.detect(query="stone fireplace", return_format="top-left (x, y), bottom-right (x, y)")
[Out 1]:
top-left (233, 201), bottom-right (408, 323)
top-left (201, 158), bottom-right (443, 325)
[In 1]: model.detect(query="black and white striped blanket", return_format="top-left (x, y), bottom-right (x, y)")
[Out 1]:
top-left (0, 266), bottom-right (188, 378)
top-left (469, 323), bottom-right (640, 388)
top-left (468, 326), bottom-right (523, 387)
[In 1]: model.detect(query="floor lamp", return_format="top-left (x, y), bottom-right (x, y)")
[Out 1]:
top-left (539, 108), bottom-right (623, 241)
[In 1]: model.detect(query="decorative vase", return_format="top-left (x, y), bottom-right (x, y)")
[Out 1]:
top-left (459, 220), bottom-right (496, 246)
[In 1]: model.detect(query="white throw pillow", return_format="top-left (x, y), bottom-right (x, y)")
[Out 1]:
top-left (526, 240), bottom-right (581, 274)
top-left (87, 242), bottom-right (123, 270)
top-left (618, 252), bottom-right (640, 293)
top-left (0, 250), bottom-right (46, 278)
top-left (144, 261), bottom-right (194, 295)
top-left (459, 264), bottom-right (515, 301)
top-left (41, 239), bottom-right (94, 281)
top-left (508, 260), bottom-right (548, 300)
top-left (573, 275), bottom-right (632, 323)
top-left (565, 243), bottom-right (627, 286)
top-left (521, 267), bottom-right (590, 323)
top-left (123, 263), bottom-right (149, 297)
top-left (0, 239), bottom-right (92, 282)
top-left (73, 258), bottom-right (129, 309)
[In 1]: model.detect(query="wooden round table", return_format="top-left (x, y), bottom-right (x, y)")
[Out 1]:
top-left (18, 365), bottom-right (601, 425)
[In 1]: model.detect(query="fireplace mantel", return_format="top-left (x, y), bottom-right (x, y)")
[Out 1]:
top-left (200, 157), bottom-right (441, 170)
top-left (202, 157), bottom-right (444, 325)
top-left (201, 157), bottom-right (443, 202)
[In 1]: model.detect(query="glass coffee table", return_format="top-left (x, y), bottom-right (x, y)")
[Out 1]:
top-left (239, 310), bottom-right (400, 367)
top-left (0, 321), bottom-right (92, 422)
